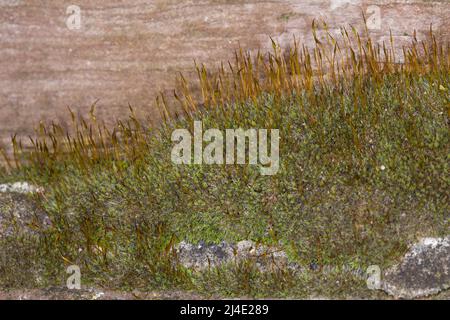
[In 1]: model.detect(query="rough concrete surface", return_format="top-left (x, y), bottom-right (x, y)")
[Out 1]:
top-left (175, 240), bottom-right (293, 271)
top-left (382, 236), bottom-right (450, 299)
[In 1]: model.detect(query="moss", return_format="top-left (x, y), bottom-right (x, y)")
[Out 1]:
top-left (0, 24), bottom-right (448, 297)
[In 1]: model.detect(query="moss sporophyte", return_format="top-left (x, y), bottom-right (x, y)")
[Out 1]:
top-left (0, 21), bottom-right (447, 297)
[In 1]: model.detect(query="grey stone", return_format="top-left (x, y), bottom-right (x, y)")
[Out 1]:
top-left (382, 236), bottom-right (450, 299)
top-left (175, 240), bottom-right (296, 272)
top-left (0, 181), bottom-right (42, 194)
top-left (175, 241), bottom-right (235, 270)
top-left (0, 191), bottom-right (51, 238)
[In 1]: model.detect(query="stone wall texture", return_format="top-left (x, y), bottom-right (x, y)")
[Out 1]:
top-left (0, 0), bottom-right (449, 152)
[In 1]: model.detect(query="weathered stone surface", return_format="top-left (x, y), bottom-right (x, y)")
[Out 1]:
top-left (175, 240), bottom-right (235, 269)
top-left (0, 181), bottom-right (42, 194)
top-left (0, 1), bottom-right (449, 154)
top-left (0, 191), bottom-right (50, 238)
top-left (382, 236), bottom-right (450, 299)
top-left (175, 240), bottom-right (295, 271)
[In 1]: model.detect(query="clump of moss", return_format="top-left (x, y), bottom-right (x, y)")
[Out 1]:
top-left (0, 21), bottom-right (448, 298)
